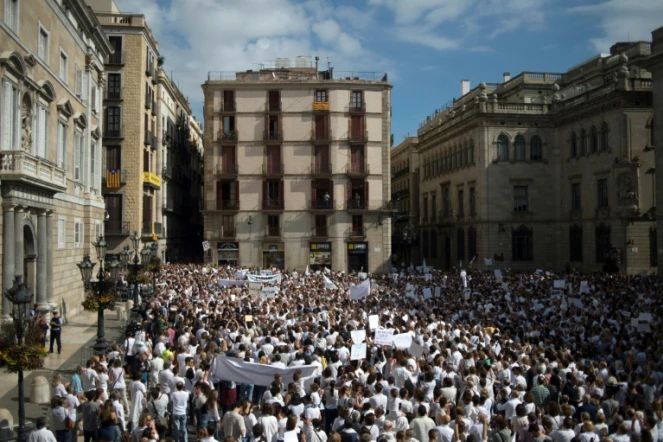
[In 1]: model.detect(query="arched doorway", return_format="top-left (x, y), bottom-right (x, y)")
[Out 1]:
top-left (24, 223), bottom-right (36, 291)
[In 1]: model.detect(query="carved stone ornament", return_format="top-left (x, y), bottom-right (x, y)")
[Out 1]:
top-left (616, 172), bottom-right (639, 208)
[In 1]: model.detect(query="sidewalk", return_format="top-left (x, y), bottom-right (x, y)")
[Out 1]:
top-left (0, 308), bottom-right (127, 437)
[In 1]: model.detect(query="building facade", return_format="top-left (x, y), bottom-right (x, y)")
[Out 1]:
top-left (0, 0), bottom-right (112, 317)
top-left (648, 27), bottom-right (663, 273)
top-left (390, 137), bottom-right (420, 266)
top-left (202, 64), bottom-right (392, 273)
top-left (416, 42), bottom-right (654, 274)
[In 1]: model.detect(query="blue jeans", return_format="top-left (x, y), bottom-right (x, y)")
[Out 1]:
top-left (55, 430), bottom-right (72, 442)
top-left (173, 414), bottom-right (188, 442)
top-left (239, 384), bottom-right (254, 403)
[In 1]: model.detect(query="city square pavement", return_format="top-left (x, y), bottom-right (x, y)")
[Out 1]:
top-left (0, 308), bottom-right (127, 439)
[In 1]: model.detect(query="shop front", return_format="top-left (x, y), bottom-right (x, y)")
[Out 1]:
top-left (309, 242), bottom-right (332, 271)
top-left (262, 243), bottom-right (285, 269)
top-left (217, 242), bottom-right (239, 266)
top-left (347, 242), bottom-right (368, 273)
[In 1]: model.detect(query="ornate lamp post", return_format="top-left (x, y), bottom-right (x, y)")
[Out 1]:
top-left (77, 236), bottom-right (121, 354)
top-left (5, 276), bottom-right (34, 442)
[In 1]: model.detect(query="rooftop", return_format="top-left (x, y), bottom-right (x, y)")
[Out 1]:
top-left (207, 67), bottom-right (388, 84)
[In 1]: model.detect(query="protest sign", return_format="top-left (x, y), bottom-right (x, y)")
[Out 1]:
top-left (434, 287), bottom-right (441, 298)
top-left (248, 282), bottom-right (262, 298)
top-left (368, 315), bottom-right (379, 330)
top-left (409, 342), bottom-right (425, 358)
top-left (261, 286), bottom-right (279, 299)
top-left (423, 288), bottom-right (432, 299)
top-left (374, 329), bottom-right (394, 346)
top-left (494, 269), bottom-right (502, 281)
top-left (350, 279), bottom-right (371, 300)
top-left (553, 280), bottom-right (566, 289)
top-left (393, 333), bottom-right (413, 350)
top-left (579, 281), bottom-right (590, 294)
top-left (351, 329), bottom-right (366, 343)
top-left (639, 313), bottom-right (653, 323)
top-left (351, 343), bottom-right (367, 360)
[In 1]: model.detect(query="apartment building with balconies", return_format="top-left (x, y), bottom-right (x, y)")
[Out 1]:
top-left (390, 137), bottom-right (420, 267)
top-left (0, 0), bottom-right (112, 317)
top-left (202, 61), bottom-right (392, 272)
top-left (415, 41), bottom-right (654, 274)
top-left (87, 0), bottom-right (163, 255)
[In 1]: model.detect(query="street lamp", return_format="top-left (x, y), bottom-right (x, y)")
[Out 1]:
top-left (5, 276), bottom-right (34, 442)
top-left (77, 235), bottom-right (120, 354)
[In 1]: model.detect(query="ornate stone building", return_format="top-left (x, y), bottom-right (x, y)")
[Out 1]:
top-left (0, 0), bottom-right (112, 317)
top-left (202, 63), bottom-right (393, 272)
top-left (416, 42), bottom-right (654, 273)
top-left (648, 27), bottom-right (663, 273)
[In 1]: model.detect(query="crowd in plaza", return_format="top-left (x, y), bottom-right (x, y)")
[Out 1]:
top-left (31, 263), bottom-right (663, 442)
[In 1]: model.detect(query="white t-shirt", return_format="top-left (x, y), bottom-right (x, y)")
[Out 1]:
top-left (171, 390), bottom-right (189, 416)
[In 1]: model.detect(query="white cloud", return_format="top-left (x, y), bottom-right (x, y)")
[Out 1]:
top-left (395, 28), bottom-right (460, 51)
top-left (570, 0), bottom-right (663, 53)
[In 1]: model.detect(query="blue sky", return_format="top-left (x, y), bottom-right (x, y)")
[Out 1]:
top-left (114, 0), bottom-right (663, 144)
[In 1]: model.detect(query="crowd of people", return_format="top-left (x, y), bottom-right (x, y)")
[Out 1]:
top-left (32, 263), bottom-right (663, 442)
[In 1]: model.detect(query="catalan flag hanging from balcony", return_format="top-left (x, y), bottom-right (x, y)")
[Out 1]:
top-left (106, 169), bottom-right (121, 188)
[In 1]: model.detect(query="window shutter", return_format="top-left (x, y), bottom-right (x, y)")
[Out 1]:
top-left (216, 181), bottom-right (222, 208)
top-left (61, 124), bottom-right (67, 168)
top-left (96, 86), bottom-right (101, 113)
top-left (75, 67), bottom-right (82, 96)
top-left (2, 81), bottom-right (12, 149)
top-left (330, 179), bottom-right (334, 201)
top-left (81, 71), bottom-right (89, 101)
top-left (74, 133), bottom-right (81, 180)
top-left (90, 142), bottom-right (96, 187)
top-left (346, 180), bottom-right (352, 203)
top-left (90, 86), bottom-right (96, 111)
top-left (262, 180), bottom-right (267, 206)
top-left (279, 180), bottom-right (284, 207)
top-left (38, 107), bottom-right (47, 157)
top-left (57, 123), bottom-right (63, 166)
top-left (364, 181), bottom-right (369, 203)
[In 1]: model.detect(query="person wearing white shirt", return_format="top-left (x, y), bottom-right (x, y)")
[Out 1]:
top-left (158, 361), bottom-right (174, 395)
top-left (81, 361), bottom-right (99, 392)
top-left (550, 418), bottom-right (576, 442)
top-left (171, 381), bottom-right (190, 442)
top-left (435, 415), bottom-right (455, 442)
top-left (371, 384), bottom-right (389, 411)
top-left (27, 417), bottom-right (56, 442)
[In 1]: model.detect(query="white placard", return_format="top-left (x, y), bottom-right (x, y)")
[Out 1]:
top-left (638, 323), bottom-right (651, 333)
top-left (425, 274), bottom-right (432, 281)
top-left (260, 286), bottom-right (279, 299)
top-left (423, 288), bottom-right (432, 299)
top-left (409, 342), bottom-right (425, 358)
top-left (374, 329), bottom-right (394, 346)
top-left (568, 297), bottom-right (583, 309)
top-left (494, 269), bottom-right (502, 280)
top-left (350, 279), bottom-right (371, 300)
top-left (248, 282), bottom-right (262, 298)
top-left (434, 287), bottom-right (441, 298)
top-left (230, 294), bottom-right (236, 302)
top-left (358, 272), bottom-right (368, 280)
top-left (639, 313), bottom-right (653, 323)
top-left (351, 329), bottom-right (366, 343)
top-left (368, 315), bottom-right (379, 330)
top-left (579, 281), bottom-right (590, 294)
top-left (492, 342), bottom-right (502, 356)
top-left (553, 280), bottom-right (566, 289)
top-left (393, 333), bottom-right (413, 350)
top-left (631, 318), bottom-right (640, 327)
top-left (351, 343), bottom-right (367, 360)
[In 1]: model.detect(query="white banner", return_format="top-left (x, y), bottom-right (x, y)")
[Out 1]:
top-left (260, 286), bottom-right (279, 299)
top-left (212, 356), bottom-right (317, 386)
top-left (248, 282), bottom-right (262, 298)
top-left (351, 329), bottom-right (366, 343)
top-left (374, 329), bottom-right (394, 346)
top-left (218, 279), bottom-right (247, 288)
top-left (247, 273), bottom-right (282, 284)
top-left (324, 275), bottom-right (338, 290)
top-left (393, 333), bottom-right (413, 350)
top-left (350, 278), bottom-right (371, 300)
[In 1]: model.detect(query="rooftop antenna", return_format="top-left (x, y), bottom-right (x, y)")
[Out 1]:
top-left (327, 57), bottom-right (331, 71)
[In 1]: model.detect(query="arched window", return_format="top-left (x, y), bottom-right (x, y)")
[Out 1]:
top-left (512, 225), bottom-right (533, 261)
top-left (497, 135), bottom-right (509, 161)
top-left (570, 132), bottom-right (578, 157)
top-left (514, 135), bottom-right (526, 161)
top-left (530, 136), bottom-right (542, 160)
top-left (600, 122), bottom-right (609, 151)
top-left (580, 128), bottom-right (587, 155)
top-left (590, 126), bottom-right (598, 153)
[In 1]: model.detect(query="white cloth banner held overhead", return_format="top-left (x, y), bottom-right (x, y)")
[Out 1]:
top-left (260, 286), bottom-right (279, 299)
top-left (218, 279), bottom-right (247, 288)
top-left (324, 275), bottom-right (338, 290)
top-left (350, 278), bottom-right (371, 300)
top-left (212, 356), bottom-right (317, 386)
top-left (247, 273), bottom-right (282, 284)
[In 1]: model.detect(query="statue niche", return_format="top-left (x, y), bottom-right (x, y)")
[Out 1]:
top-left (616, 172), bottom-right (639, 208)
top-left (21, 93), bottom-right (33, 152)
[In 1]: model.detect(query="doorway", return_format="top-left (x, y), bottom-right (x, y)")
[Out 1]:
top-left (23, 224), bottom-right (36, 290)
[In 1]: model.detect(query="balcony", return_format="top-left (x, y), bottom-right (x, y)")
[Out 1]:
top-left (0, 150), bottom-right (67, 192)
top-left (102, 169), bottom-right (128, 187)
top-left (311, 129), bottom-right (332, 144)
top-left (142, 171), bottom-right (161, 189)
top-left (219, 226), bottom-right (236, 238)
top-left (311, 227), bottom-right (328, 239)
top-left (216, 101), bottom-right (236, 114)
top-left (141, 221), bottom-right (162, 236)
top-left (313, 101), bottom-right (330, 112)
top-left (143, 131), bottom-right (152, 146)
top-left (104, 125), bottom-right (124, 139)
top-left (217, 130), bottom-right (238, 144)
top-left (106, 51), bottom-right (125, 66)
top-left (263, 130), bottom-right (283, 143)
top-left (265, 101), bottom-right (282, 113)
top-left (309, 199), bottom-right (334, 212)
top-left (347, 198), bottom-right (369, 213)
top-left (215, 163), bottom-right (238, 178)
top-left (261, 162), bottom-right (284, 178)
top-left (348, 131), bottom-right (368, 144)
top-left (311, 160), bottom-right (331, 177)
top-left (265, 226), bottom-right (282, 238)
top-left (145, 64), bottom-right (154, 77)
top-left (162, 164), bottom-right (173, 179)
top-left (105, 88), bottom-right (123, 101)
top-left (262, 199), bottom-right (284, 211)
top-left (345, 163), bottom-right (369, 178)
top-left (105, 220), bottom-right (130, 236)
top-left (216, 199), bottom-right (239, 212)
top-left (349, 101), bottom-right (366, 114)
top-left (346, 227), bottom-right (366, 239)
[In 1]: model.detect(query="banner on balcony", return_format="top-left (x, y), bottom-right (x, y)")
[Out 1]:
top-left (106, 169), bottom-right (121, 188)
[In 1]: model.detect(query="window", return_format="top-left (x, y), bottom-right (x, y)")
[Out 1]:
top-left (267, 215), bottom-right (280, 237)
top-left (58, 49), bottom-right (68, 82)
top-left (431, 230), bottom-right (438, 258)
top-left (90, 141), bottom-right (96, 188)
top-left (514, 135), bottom-right (526, 161)
top-left (571, 182), bottom-right (581, 210)
top-left (595, 223), bottom-right (611, 263)
top-left (597, 178), bottom-right (608, 208)
top-left (2, 79), bottom-right (19, 150)
top-left (422, 230), bottom-right (429, 258)
top-left (352, 215), bottom-right (363, 236)
top-left (431, 193), bottom-right (437, 220)
top-left (315, 215), bottom-right (327, 237)
top-left (74, 219), bottom-right (83, 248)
top-left (57, 217), bottom-right (66, 249)
top-left (514, 186), bottom-right (528, 212)
top-left (315, 90), bottom-right (327, 102)
top-left (456, 227), bottom-right (465, 262)
top-left (422, 196), bottom-right (428, 222)
top-left (35, 104), bottom-right (47, 158)
top-left (56, 121), bottom-right (66, 168)
top-left (104, 106), bottom-right (121, 137)
top-left (74, 66), bottom-right (82, 96)
top-left (600, 123), bottom-right (609, 151)
top-left (512, 225), bottom-right (533, 261)
top-left (351, 91), bottom-right (363, 109)
top-left (469, 187), bottom-right (476, 216)
top-left (580, 128), bottom-right (587, 155)
top-left (442, 186), bottom-right (450, 217)
top-left (104, 195), bottom-right (123, 234)
top-left (95, 222), bottom-right (102, 242)
top-left (4, 0), bottom-right (19, 33)
top-left (590, 126), bottom-right (598, 153)
top-left (497, 135), bottom-right (509, 161)
top-left (530, 136), bottom-right (542, 160)
top-left (468, 226), bottom-right (477, 260)
top-left (457, 189), bottom-right (464, 217)
top-left (570, 132), bottom-right (578, 157)
top-left (469, 140), bottom-right (474, 164)
top-left (38, 25), bottom-right (49, 62)
top-left (73, 132), bottom-right (82, 181)
top-left (569, 224), bottom-right (583, 262)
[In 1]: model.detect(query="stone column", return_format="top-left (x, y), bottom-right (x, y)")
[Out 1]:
top-left (2, 205), bottom-right (16, 318)
top-left (37, 211), bottom-right (48, 310)
top-left (14, 206), bottom-right (24, 280)
top-left (46, 211), bottom-right (54, 307)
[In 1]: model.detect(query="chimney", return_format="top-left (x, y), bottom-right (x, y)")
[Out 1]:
top-left (315, 56), bottom-right (319, 80)
top-left (503, 72), bottom-right (511, 83)
top-left (461, 79), bottom-right (470, 96)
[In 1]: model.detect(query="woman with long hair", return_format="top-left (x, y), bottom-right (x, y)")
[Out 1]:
top-left (51, 373), bottom-right (67, 398)
top-left (98, 400), bottom-right (118, 442)
top-left (109, 358), bottom-right (129, 412)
